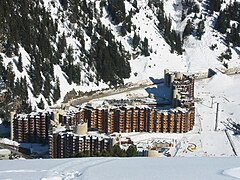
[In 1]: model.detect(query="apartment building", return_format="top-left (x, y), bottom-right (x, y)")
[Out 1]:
top-left (164, 69), bottom-right (194, 107)
top-left (49, 128), bottom-right (113, 158)
top-left (13, 112), bottom-right (50, 144)
top-left (58, 105), bottom-right (195, 134)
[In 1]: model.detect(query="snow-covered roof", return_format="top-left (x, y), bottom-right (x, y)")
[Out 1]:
top-left (0, 149), bottom-right (11, 155)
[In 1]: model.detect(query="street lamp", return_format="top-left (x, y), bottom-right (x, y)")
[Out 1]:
top-left (214, 103), bottom-right (219, 131)
top-left (210, 96), bottom-right (215, 108)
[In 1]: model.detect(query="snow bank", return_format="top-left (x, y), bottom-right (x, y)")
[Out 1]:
top-left (223, 167), bottom-right (240, 179)
top-left (0, 138), bottom-right (19, 146)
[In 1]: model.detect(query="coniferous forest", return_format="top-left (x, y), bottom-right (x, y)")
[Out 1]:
top-left (0, 0), bottom-right (132, 116)
top-left (0, 0), bottom-right (239, 119)
top-left (0, 0), bottom-right (183, 116)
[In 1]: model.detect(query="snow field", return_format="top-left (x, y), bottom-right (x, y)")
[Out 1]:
top-left (0, 157), bottom-right (239, 180)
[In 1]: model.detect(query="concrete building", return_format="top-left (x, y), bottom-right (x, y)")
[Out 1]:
top-left (58, 105), bottom-right (195, 134)
top-left (13, 112), bottom-right (50, 144)
top-left (49, 124), bottom-right (113, 158)
top-left (74, 122), bottom-right (88, 135)
top-left (164, 69), bottom-right (194, 107)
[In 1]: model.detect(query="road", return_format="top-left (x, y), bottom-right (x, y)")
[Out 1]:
top-left (68, 70), bottom-right (220, 107)
top-left (69, 81), bottom-right (162, 106)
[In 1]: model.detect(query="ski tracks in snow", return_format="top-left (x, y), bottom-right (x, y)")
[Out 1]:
top-left (41, 158), bottom-right (117, 180)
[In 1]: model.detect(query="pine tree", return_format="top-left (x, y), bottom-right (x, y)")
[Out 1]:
top-left (126, 145), bottom-right (137, 157)
top-left (111, 144), bottom-right (126, 157)
top-left (29, 64), bottom-right (42, 97)
top-left (226, 23), bottom-right (240, 47)
top-left (120, 24), bottom-right (127, 36)
top-left (124, 11), bottom-right (132, 33)
top-left (141, 37), bottom-right (150, 56)
top-left (215, 10), bottom-right (229, 34)
top-left (17, 53), bottom-right (23, 72)
top-left (132, 32), bottom-right (140, 50)
top-left (0, 56), bottom-right (5, 78)
top-left (5, 62), bottom-right (15, 90)
top-left (86, 20), bottom-right (93, 37)
top-left (21, 76), bottom-right (28, 101)
top-left (108, 0), bottom-right (126, 24)
top-left (63, 46), bottom-right (74, 84)
top-left (53, 77), bottom-right (61, 103)
top-left (133, 0), bottom-right (137, 9)
top-left (175, 33), bottom-right (183, 55)
top-left (192, 3), bottom-right (200, 13)
top-left (181, 10), bottom-right (186, 21)
top-left (42, 74), bottom-right (51, 100)
top-left (57, 33), bottom-right (67, 54)
top-left (183, 20), bottom-right (193, 38)
top-left (21, 101), bottom-right (32, 113)
top-left (37, 98), bottom-right (45, 110)
top-left (5, 41), bottom-right (13, 58)
top-left (73, 63), bottom-right (81, 85)
top-left (14, 78), bottom-right (21, 99)
top-left (196, 20), bottom-right (205, 40)
top-left (229, 1), bottom-right (240, 21)
top-left (208, 0), bottom-right (221, 13)
top-left (223, 48), bottom-right (232, 60)
top-left (164, 17), bottom-right (172, 41)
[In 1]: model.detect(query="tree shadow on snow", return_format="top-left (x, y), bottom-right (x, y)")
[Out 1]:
top-left (233, 47), bottom-right (240, 58)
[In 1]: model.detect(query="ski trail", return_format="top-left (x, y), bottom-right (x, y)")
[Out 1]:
top-left (41, 158), bottom-right (117, 180)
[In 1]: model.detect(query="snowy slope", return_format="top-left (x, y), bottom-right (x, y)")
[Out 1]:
top-left (0, 0), bottom-right (239, 110)
top-left (195, 73), bottom-right (240, 156)
top-left (50, 0), bottom-right (240, 96)
top-left (0, 157), bottom-right (239, 180)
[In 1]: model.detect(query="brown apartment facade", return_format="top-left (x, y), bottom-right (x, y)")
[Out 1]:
top-left (13, 112), bottom-right (50, 144)
top-left (48, 131), bottom-right (112, 158)
top-left (58, 106), bottom-right (195, 134)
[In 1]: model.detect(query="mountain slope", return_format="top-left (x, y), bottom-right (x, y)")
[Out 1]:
top-left (0, 0), bottom-right (239, 114)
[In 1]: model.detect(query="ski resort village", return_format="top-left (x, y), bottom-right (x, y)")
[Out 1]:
top-left (1, 68), bottom-right (240, 179)
top-left (0, 0), bottom-right (240, 179)
top-left (1, 67), bottom-right (239, 158)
